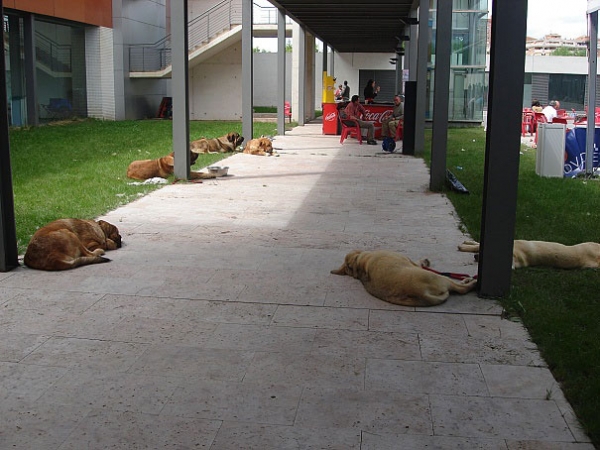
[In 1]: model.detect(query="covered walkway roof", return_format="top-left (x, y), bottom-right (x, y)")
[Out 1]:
top-left (267, 0), bottom-right (414, 53)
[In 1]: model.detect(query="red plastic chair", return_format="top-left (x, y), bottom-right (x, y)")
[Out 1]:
top-left (339, 116), bottom-right (363, 144)
top-left (533, 112), bottom-right (547, 144)
top-left (394, 119), bottom-right (404, 141)
top-left (521, 112), bottom-right (533, 136)
top-left (284, 101), bottom-right (292, 123)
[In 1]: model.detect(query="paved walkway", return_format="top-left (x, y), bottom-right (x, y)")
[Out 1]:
top-left (0, 122), bottom-right (593, 449)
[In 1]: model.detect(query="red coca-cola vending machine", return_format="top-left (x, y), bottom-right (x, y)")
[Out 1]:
top-left (322, 103), bottom-right (339, 135)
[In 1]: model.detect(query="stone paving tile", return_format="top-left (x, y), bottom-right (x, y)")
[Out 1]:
top-left (420, 332), bottom-right (546, 366)
top-left (368, 309), bottom-right (470, 337)
top-left (0, 332), bottom-right (51, 363)
top-left (480, 365), bottom-right (565, 400)
top-left (161, 379), bottom-right (303, 424)
top-left (179, 299), bottom-right (277, 325)
top-left (0, 362), bottom-right (67, 403)
top-left (361, 431), bottom-right (510, 449)
top-left (430, 395), bottom-right (573, 441)
top-left (505, 442), bottom-right (595, 450)
top-left (56, 410), bottom-right (222, 450)
top-left (205, 323), bottom-right (317, 352)
top-left (312, 328), bottom-right (422, 359)
top-left (210, 422), bottom-right (362, 449)
top-left (243, 351), bottom-right (366, 389)
top-left (128, 345), bottom-right (254, 381)
top-left (271, 304), bottom-right (370, 330)
top-left (295, 387), bottom-right (432, 435)
top-left (20, 337), bottom-right (148, 373)
top-left (0, 401), bottom-right (91, 449)
top-left (366, 359), bottom-right (489, 396)
top-left (37, 370), bottom-right (179, 414)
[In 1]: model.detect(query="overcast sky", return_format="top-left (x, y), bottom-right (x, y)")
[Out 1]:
top-left (525, 0), bottom-right (588, 39)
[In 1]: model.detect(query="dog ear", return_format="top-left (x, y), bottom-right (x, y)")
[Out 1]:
top-left (164, 155), bottom-right (174, 168)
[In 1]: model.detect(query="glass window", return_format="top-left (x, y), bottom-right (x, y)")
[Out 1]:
top-left (36, 20), bottom-right (87, 122)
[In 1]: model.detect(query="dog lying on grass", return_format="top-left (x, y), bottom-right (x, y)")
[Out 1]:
top-left (331, 250), bottom-right (477, 307)
top-left (24, 219), bottom-right (122, 271)
top-left (127, 151), bottom-right (224, 181)
top-left (190, 132), bottom-right (244, 154)
top-left (458, 240), bottom-right (600, 269)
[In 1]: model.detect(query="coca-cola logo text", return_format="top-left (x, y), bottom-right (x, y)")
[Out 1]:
top-left (325, 112), bottom-right (337, 122)
top-left (363, 109), bottom-right (394, 123)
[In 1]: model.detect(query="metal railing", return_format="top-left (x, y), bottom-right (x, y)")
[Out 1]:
top-left (129, 0), bottom-right (241, 72)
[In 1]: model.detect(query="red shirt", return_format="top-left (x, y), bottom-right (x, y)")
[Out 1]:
top-left (344, 101), bottom-right (366, 120)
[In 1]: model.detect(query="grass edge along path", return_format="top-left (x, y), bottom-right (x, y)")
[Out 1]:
top-left (424, 127), bottom-right (600, 448)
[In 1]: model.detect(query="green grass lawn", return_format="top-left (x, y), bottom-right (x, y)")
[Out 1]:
top-left (8, 119), bottom-right (279, 253)
top-left (425, 127), bottom-right (600, 447)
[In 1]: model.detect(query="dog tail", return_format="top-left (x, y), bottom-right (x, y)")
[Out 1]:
top-left (189, 171), bottom-right (218, 180)
top-left (70, 255), bottom-right (111, 269)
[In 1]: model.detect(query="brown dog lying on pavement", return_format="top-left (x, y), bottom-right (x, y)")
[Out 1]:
top-left (243, 137), bottom-right (274, 156)
top-left (331, 250), bottom-right (477, 307)
top-left (24, 219), bottom-right (122, 271)
top-left (127, 151), bottom-right (200, 180)
top-left (459, 240), bottom-right (600, 269)
top-left (190, 132), bottom-right (244, 154)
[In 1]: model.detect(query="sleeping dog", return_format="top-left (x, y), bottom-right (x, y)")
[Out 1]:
top-left (24, 219), bottom-right (122, 271)
top-left (331, 250), bottom-right (477, 307)
top-left (458, 240), bottom-right (600, 269)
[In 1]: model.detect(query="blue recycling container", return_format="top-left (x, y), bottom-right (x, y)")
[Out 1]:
top-left (564, 126), bottom-right (600, 177)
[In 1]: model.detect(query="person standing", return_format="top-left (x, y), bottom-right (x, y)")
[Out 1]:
top-left (344, 95), bottom-right (377, 145)
top-left (363, 79), bottom-right (380, 104)
top-left (381, 95), bottom-right (404, 139)
top-left (341, 80), bottom-right (350, 100)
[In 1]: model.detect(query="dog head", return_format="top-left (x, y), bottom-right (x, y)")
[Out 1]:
top-left (164, 151), bottom-right (199, 167)
top-left (97, 220), bottom-right (122, 249)
top-left (256, 137), bottom-right (273, 154)
top-left (227, 132), bottom-right (244, 149)
top-left (331, 250), bottom-right (362, 278)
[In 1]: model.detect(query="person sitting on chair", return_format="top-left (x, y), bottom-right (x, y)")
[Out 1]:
top-left (344, 95), bottom-right (377, 145)
top-left (542, 100), bottom-right (560, 123)
top-left (382, 95), bottom-right (404, 139)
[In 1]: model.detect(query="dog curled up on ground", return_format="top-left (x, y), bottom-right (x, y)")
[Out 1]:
top-left (190, 132), bottom-right (244, 154)
top-left (331, 250), bottom-right (477, 307)
top-left (127, 151), bottom-right (200, 180)
top-left (24, 219), bottom-right (122, 271)
top-left (242, 137), bottom-right (274, 156)
top-left (458, 240), bottom-right (600, 269)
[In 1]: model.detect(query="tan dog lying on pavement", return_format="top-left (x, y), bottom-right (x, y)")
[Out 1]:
top-left (190, 132), bottom-right (244, 154)
top-left (331, 250), bottom-right (477, 307)
top-left (459, 240), bottom-right (600, 269)
top-left (24, 219), bottom-right (122, 271)
top-left (243, 137), bottom-right (274, 156)
top-left (127, 151), bottom-right (199, 180)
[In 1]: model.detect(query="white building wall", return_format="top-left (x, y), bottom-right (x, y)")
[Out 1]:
top-left (86, 27), bottom-right (116, 120)
top-left (190, 42), bottom-right (243, 120)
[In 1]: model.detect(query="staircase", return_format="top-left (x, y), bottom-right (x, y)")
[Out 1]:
top-left (128, 0), bottom-right (242, 76)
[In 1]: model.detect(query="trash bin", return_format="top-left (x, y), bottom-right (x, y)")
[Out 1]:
top-left (322, 102), bottom-right (339, 135)
top-left (536, 123), bottom-right (565, 178)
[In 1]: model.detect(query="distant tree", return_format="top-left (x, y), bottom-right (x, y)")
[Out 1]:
top-left (253, 46), bottom-right (268, 53)
top-left (551, 47), bottom-right (587, 57)
top-left (285, 43), bottom-right (292, 53)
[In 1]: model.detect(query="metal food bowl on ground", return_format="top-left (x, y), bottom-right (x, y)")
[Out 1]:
top-left (207, 166), bottom-right (229, 177)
